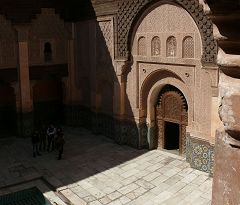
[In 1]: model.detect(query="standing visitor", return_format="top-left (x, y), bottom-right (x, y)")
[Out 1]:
top-left (39, 124), bottom-right (47, 151)
top-left (47, 124), bottom-right (56, 152)
top-left (55, 128), bottom-right (65, 160)
top-left (31, 130), bottom-right (41, 157)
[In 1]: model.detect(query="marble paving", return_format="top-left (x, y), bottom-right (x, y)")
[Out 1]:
top-left (0, 127), bottom-right (212, 205)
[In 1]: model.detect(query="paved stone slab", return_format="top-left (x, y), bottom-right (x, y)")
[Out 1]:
top-left (0, 127), bottom-right (213, 204)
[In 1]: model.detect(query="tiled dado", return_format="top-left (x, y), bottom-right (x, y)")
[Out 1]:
top-left (65, 107), bottom-right (215, 175)
top-left (17, 112), bottom-right (34, 138)
top-left (65, 106), bottom-right (148, 149)
top-left (186, 133), bottom-right (214, 176)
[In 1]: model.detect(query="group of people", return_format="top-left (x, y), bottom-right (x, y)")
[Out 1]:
top-left (31, 124), bottom-right (65, 160)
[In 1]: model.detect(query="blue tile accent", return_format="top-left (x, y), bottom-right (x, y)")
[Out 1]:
top-left (186, 134), bottom-right (214, 176)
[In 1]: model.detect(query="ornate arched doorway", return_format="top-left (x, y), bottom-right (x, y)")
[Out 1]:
top-left (155, 85), bottom-right (188, 155)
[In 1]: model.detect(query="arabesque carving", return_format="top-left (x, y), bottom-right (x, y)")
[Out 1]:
top-left (117, 0), bottom-right (217, 65)
top-left (151, 36), bottom-right (161, 56)
top-left (138, 37), bottom-right (147, 56)
top-left (183, 36), bottom-right (194, 58)
top-left (166, 36), bottom-right (177, 57)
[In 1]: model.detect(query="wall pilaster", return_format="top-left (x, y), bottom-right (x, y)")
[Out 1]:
top-left (15, 25), bottom-right (34, 137)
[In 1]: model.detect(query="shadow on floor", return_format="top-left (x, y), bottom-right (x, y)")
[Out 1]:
top-left (0, 127), bottom-right (149, 194)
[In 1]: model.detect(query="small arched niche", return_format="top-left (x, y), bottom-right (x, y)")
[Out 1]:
top-left (166, 36), bottom-right (177, 57)
top-left (183, 36), bottom-right (194, 58)
top-left (151, 36), bottom-right (161, 56)
top-left (138, 36), bottom-right (147, 56)
top-left (44, 42), bottom-right (53, 62)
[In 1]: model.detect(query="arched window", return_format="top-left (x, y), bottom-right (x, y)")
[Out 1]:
top-left (183, 36), bottom-right (194, 58)
top-left (138, 37), bottom-right (146, 56)
top-left (44, 42), bottom-right (52, 62)
top-left (151, 36), bottom-right (161, 56)
top-left (166, 36), bottom-right (177, 57)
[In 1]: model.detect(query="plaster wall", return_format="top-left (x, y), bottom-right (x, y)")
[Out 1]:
top-left (28, 8), bottom-right (70, 66)
top-left (0, 15), bottom-right (17, 69)
top-left (75, 16), bottom-right (115, 112)
top-left (211, 97), bottom-right (221, 143)
top-left (75, 21), bottom-right (93, 106)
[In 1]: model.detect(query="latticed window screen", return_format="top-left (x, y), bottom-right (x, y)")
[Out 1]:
top-left (166, 36), bottom-right (177, 57)
top-left (151, 36), bottom-right (161, 56)
top-left (183, 36), bottom-right (194, 58)
top-left (138, 37), bottom-right (146, 56)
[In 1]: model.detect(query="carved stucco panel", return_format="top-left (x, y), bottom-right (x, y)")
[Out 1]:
top-left (166, 36), bottom-right (177, 57)
top-left (138, 63), bottom-right (195, 88)
top-left (117, 0), bottom-right (217, 64)
top-left (151, 36), bottom-right (161, 56)
top-left (132, 4), bottom-right (202, 60)
top-left (183, 36), bottom-right (194, 58)
top-left (96, 18), bottom-right (115, 114)
top-left (96, 19), bottom-right (114, 76)
top-left (98, 20), bottom-right (113, 56)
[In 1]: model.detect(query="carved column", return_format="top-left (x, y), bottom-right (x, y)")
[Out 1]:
top-left (114, 60), bottom-right (128, 118)
top-left (15, 26), bottom-right (34, 137)
top-left (113, 60), bottom-right (131, 143)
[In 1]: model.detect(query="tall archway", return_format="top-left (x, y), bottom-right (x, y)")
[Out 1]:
top-left (155, 85), bottom-right (188, 155)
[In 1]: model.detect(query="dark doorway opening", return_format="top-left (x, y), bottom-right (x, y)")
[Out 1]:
top-left (0, 85), bottom-right (17, 137)
top-left (33, 80), bottom-right (64, 128)
top-left (164, 121), bottom-right (179, 150)
top-left (44, 42), bottom-right (52, 62)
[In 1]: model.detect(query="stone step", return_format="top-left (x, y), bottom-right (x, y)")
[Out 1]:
top-left (44, 191), bottom-right (68, 205)
top-left (58, 188), bottom-right (87, 205)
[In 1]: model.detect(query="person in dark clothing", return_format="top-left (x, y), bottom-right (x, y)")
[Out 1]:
top-left (47, 124), bottom-right (56, 152)
top-left (55, 129), bottom-right (65, 160)
top-left (39, 124), bottom-right (47, 151)
top-left (31, 130), bottom-right (41, 157)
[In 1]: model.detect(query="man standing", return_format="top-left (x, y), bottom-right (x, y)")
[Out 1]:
top-left (39, 124), bottom-right (47, 151)
top-left (47, 124), bottom-right (56, 152)
top-left (55, 129), bottom-right (65, 160)
top-left (31, 130), bottom-right (41, 157)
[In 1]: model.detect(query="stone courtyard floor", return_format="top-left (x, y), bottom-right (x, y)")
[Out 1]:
top-left (0, 127), bottom-right (212, 205)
